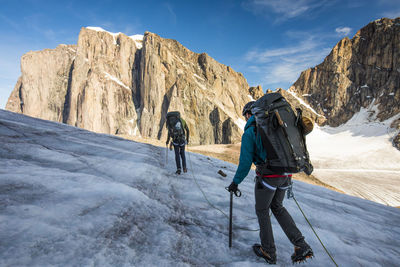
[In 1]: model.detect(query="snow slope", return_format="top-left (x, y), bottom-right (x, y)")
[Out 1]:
top-left (307, 104), bottom-right (400, 207)
top-left (1, 109), bottom-right (400, 266)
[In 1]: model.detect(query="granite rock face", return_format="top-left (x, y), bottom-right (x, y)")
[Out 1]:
top-left (290, 18), bottom-right (399, 125)
top-left (6, 44), bottom-right (77, 122)
top-left (6, 28), bottom-right (254, 145)
top-left (248, 85), bottom-right (264, 100)
top-left (289, 17), bottom-right (400, 148)
top-left (65, 28), bottom-right (140, 136)
top-left (137, 32), bottom-right (251, 144)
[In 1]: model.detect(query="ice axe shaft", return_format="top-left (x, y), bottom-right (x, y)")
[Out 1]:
top-left (166, 144), bottom-right (168, 165)
top-left (229, 191), bottom-right (233, 248)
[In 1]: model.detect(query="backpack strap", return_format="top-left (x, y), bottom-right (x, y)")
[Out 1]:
top-left (258, 127), bottom-right (279, 164)
top-left (250, 120), bottom-right (271, 166)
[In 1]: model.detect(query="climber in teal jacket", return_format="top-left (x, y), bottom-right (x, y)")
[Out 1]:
top-left (232, 114), bottom-right (266, 185)
top-left (227, 100), bottom-right (313, 264)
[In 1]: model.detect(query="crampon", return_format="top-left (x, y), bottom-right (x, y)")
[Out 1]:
top-left (291, 246), bottom-right (313, 264)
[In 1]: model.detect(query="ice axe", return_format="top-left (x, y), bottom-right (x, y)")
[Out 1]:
top-left (225, 187), bottom-right (241, 248)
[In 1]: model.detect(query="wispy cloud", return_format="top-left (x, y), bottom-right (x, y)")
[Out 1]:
top-left (164, 3), bottom-right (177, 25)
top-left (0, 14), bottom-right (21, 31)
top-left (378, 0), bottom-right (400, 18)
top-left (242, 32), bottom-right (331, 89)
top-left (381, 10), bottom-right (400, 18)
top-left (243, 0), bottom-right (334, 22)
top-left (245, 38), bottom-right (319, 63)
top-left (335, 27), bottom-right (352, 36)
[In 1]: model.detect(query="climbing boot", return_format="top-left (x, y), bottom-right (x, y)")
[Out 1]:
top-left (291, 244), bottom-right (313, 263)
top-left (252, 244), bottom-right (276, 264)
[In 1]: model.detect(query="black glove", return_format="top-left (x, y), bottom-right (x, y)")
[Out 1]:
top-left (166, 141), bottom-right (169, 146)
top-left (227, 181), bottom-right (242, 197)
top-left (227, 181), bottom-right (238, 193)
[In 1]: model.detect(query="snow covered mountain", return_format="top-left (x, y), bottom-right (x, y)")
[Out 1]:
top-left (1, 109), bottom-right (399, 266)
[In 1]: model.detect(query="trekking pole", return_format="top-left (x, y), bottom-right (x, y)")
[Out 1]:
top-left (229, 191), bottom-right (233, 248)
top-left (166, 144), bottom-right (168, 166)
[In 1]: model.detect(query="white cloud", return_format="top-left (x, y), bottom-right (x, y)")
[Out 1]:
top-left (244, 0), bottom-right (333, 21)
top-left (243, 32), bottom-right (331, 89)
top-left (260, 47), bottom-right (330, 84)
top-left (245, 38), bottom-right (319, 63)
top-left (335, 27), bottom-right (352, 36)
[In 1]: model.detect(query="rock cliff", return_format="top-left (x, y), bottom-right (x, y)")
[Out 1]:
top-left (289, 17), bottom-right (400, 148)
top-left (6, 44), bottom-right (77, 122)
top-left (290, 18), bottom-right (399, 125)
top-left (7, 18), bottom-right (399, 148)
top-left (6, 27), bottom-right (255, 145)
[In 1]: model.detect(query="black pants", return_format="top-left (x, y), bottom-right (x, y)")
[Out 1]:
top-left (254, 176), bottom-right (305, 254)
top-left (173, 144), bottom-right (186, 170)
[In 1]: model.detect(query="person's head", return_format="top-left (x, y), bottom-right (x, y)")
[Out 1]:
top-left (242, 101), bottom-right (255, 121)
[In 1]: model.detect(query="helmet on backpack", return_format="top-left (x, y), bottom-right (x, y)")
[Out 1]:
top-left (301, 116), bottom-right (314, 135)
top-left (242, 101), bottom-right (255, 116)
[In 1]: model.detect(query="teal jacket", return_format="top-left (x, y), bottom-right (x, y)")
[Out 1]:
top-left (233, 115), bottom-right (266, 185)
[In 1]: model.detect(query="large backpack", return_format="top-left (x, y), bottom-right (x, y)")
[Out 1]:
top-left (166, 111), bottom-right (186, 143)
top-left (251, 93), bottom-right (313, 175)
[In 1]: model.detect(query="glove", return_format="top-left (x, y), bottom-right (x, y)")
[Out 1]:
top-left (227, 181), bottom-right (238, 193)
top-left (166, 141), bottom-right (169, 146)
top-left (169, 142), bottom-right (173, 151)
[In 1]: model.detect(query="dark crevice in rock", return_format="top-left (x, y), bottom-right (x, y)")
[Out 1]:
top-left (62, 60), bottom-right (74, 124)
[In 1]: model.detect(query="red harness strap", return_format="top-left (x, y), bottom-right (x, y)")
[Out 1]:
top-left (256, 172), bottom-right (292, 178)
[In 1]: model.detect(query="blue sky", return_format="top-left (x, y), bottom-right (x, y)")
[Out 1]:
top-left (1, 0), bottom-right (399, 108)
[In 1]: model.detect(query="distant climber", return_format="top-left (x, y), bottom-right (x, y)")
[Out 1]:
top-left (166, 111), bottom-right (190, 174)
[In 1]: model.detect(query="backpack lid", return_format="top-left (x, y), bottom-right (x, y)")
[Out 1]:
top-left (166, 111), bottom-right (180, 119)
top-left (252, 93), bottom-right (284, 111)
top-left (166, 111), bottom-right (181, 129)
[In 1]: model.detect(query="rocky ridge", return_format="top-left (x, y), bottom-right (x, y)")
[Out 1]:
top-left (289, 17), bottom-right (400, 148)
top-left (6, 18), bottom-right (400, 148)
top-left (6, 27), bottom-right (255, 145)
